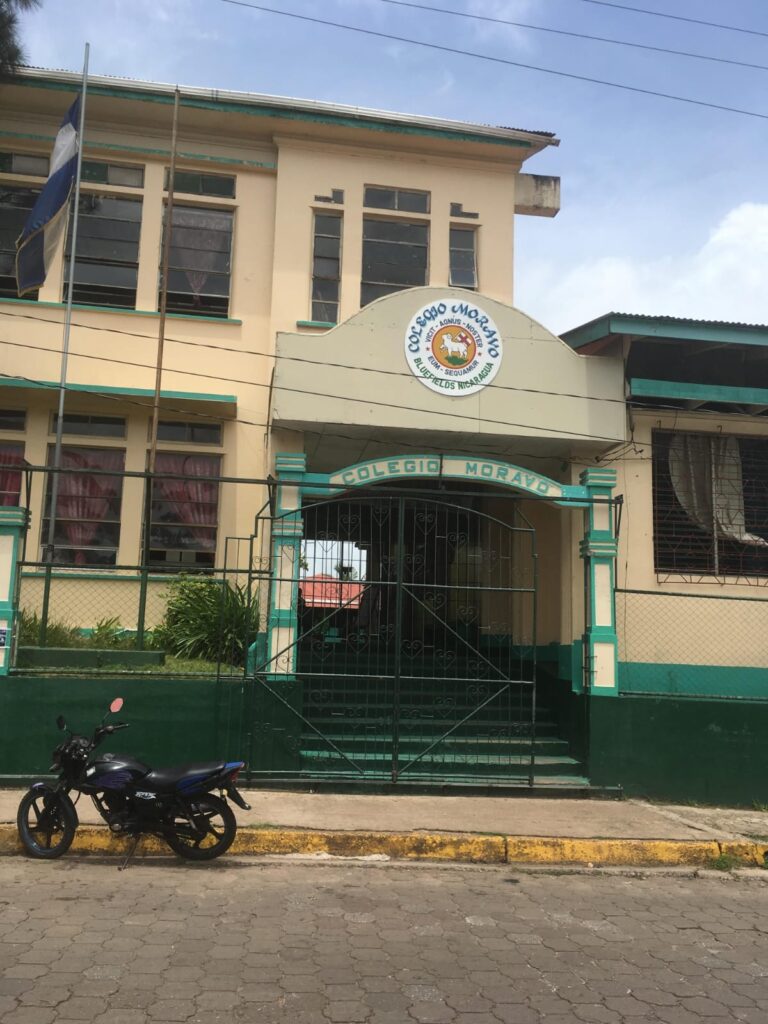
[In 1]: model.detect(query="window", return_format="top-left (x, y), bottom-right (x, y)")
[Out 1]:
top-left (64, 194), bottom-right (142, 309)
top-left (82, 161), bottom-right (144, 188)
top-left (52, 413), bottom-right (126, 438)
top-left (361, 218), bottom-right (428, 306)
top-left (653, 430), bottom-right (768, 578)
top-left (0, 409), bottom-right (25, 431)
top-left (311, 213), bottom-right (341, 323)
top-left (449, 228), bottom-right (477, 289)
top-left (0, 442), bottom-right (24, 506)
top-left (43, 446), bottom-right (125, 565)
top-left (0, 152), bottom-right (48, 177)
top-left (166, 170), bottom-right (236, 199)
top-left (162, 205), bottom-right (233, 318)
top-left (149, 452), bottom-right (220, 568)
top-left (157, 420), bottom-right (222, 444)
top-left (0, 187), bottom-right (40, 299)
top-left (364, 186), bottom-right (430, 214)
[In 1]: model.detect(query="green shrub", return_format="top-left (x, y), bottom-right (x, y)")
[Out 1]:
top-left (152, 575), bottom-right (259, 666)
top-left (17, 609), bottom-right (81, 648)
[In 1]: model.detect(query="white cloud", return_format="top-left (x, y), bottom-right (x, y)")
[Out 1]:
top-left (518, 203), bottom-right (768, 333)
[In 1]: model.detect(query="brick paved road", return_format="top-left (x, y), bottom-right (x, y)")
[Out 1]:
top-left (1, 860), bottom-right (767, 1024)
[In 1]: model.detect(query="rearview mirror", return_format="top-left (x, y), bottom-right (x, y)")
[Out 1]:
top-left (56, 715), bottom-right (66, 732)
top-left (109, 697), bottom-right (124, 714)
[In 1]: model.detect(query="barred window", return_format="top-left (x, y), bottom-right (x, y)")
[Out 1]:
top-left (0, 186), bottom-right (40, 299)
top-left (43, 446), bottom-right (125, 566)
top-left (64, 194), bottom-right (142, 309)
top-left (653, 430), bottom-right (768, 578)
top-left (311, 212), bottom-right (341, 323)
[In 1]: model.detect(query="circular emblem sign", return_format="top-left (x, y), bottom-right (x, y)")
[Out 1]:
top-left (404, 299), bottom-right (503, 396)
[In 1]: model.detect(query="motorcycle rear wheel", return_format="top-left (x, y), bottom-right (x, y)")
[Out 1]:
top-left (164, 793), bottom-right (236, 861)
top-left (17, 788), bottom-right (77, 859)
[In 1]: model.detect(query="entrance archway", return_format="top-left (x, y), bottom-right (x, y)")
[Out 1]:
top-left (246, 453), bottom-right (618, 786)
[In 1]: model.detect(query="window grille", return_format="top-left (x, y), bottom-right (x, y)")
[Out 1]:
top-left (0, 441), bottom-right (24, 506)
top-left (653, 429), bottom-right (768, 579)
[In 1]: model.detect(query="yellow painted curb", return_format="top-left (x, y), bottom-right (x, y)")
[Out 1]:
top-left (0, 823), bottom-right (765, 868)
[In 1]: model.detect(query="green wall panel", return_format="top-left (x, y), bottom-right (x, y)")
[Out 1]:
top-left (0, 676), bottom-right (245, 779)
top-left (590, 694), bottom-right (768, 806)
top-left (620, 662), bottom-right (768, 699)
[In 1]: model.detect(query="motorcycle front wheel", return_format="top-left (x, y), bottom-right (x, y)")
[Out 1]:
top-left (17, 788), bottom-right (77, 859)
top-left (164, 793), bottom-right (236, 861)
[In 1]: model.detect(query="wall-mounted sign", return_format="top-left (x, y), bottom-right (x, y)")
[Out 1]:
top-left (404, 299), bottom-right (503, 396)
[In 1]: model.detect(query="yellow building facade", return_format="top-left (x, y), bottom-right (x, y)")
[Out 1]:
top-left (2, 69), bottom-right (767, 803)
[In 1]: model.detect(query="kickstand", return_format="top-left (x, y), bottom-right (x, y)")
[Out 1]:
top-left (118, 834), bottom-right (140, 871)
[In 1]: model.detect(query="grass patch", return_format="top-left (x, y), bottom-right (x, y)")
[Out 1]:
top-left (707, 852), bottom-right (739, 872)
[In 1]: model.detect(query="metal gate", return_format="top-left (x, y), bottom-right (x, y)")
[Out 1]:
top-left (248, 487), bottom-right (538, 784)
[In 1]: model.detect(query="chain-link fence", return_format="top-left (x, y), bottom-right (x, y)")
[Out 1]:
top-left (8, 464), bottom-right (268, 677)
top-left (617, 588), bottom-right (768, 698)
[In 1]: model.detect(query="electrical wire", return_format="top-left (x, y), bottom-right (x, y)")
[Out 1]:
top-left (0, 332), bottom-right (627, 443)
top-left (574, 0), bottom-right (768, 39)
top-left (0, 307), bottom-right (627, 406)
top-left (376, 0), bottom-right (768, 74)
top-left (217, 0), bottom-right (768, 122)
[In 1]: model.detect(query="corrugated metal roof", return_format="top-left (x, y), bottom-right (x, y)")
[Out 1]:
top-left (14, 67), bottom-right (559, 147)
top-left (602, 312), bottom-right (768, 331)
top-left (562, 312), bottom-right (768, 351)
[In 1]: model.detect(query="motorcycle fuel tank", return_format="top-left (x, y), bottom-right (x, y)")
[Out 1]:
top-left (81, 753), bottom-right (150, 794)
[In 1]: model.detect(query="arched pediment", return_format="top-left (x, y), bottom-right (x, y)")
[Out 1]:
top-left (273, 288), bottom-right (626, 455)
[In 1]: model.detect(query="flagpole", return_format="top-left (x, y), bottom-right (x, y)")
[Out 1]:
top-left (44, 41), bottom-right (90, 564)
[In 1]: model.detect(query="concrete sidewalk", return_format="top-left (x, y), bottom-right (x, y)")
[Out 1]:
top-left (2, 788), bottom-right (767, 865)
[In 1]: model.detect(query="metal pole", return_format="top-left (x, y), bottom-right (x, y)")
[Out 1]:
top-left (148, 85), bottom-right (181, 476)
top-left (44, 41), bottom-right (89, 565)
top-left (138, 87), bottom-right (180, 647)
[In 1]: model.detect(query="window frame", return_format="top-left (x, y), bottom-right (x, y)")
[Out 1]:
top-left (652, 427), bottom-right (768, 581)
top-left (147, 450), bottom-right (222, 570)
top-left (360, 214), bottom-right (429, 307)
top-left (0, 185), bottom-right (41, 300)
top-left (449, 225), bottom-right (478, 290)
top-left (41, 444), bottom-right (126, 567)
top-left (311, 210), bottom-right (342, 324)
top-left (161, 201), bottom-right (235, 319)
top-left (63, 191), bottom-right (143, 310)
top-left (363, 185), bottom-right (431, 214)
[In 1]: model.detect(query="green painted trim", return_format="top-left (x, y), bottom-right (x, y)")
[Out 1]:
top-left (0, 129), bottom-right (276, 170)
top-left (0, 295), bottom-right (242, 325)
top-left (631, 377), bottom-right (768, 407)
top-left (619, 661), bottom-right (768, 699)
top-left (20, 572), bottom-right (171, 582)
top-left (296, 320), bottom-right (336, 329)
top-left (0, 377), bottom-right (236, 405)
top-left (564, 315), bottom-right (768, 350)
top-left (20, 78), bottom-right (534, 151)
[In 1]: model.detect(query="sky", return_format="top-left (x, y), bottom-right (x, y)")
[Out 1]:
top-left (17, 0), bottom-right (768, 333)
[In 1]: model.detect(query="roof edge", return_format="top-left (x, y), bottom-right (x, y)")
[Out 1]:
top-left (10, 67), bottom-right (559, 153)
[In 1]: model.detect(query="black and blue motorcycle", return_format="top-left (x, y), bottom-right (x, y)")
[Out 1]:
top-left (16, 698), bottom-right (250, 865)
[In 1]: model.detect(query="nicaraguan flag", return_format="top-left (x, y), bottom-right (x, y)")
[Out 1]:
top-left (16, 96), bottom-right (81, 296)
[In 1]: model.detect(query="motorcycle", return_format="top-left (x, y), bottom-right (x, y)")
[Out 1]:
top-left (16, 697), bottom-right (251, 866)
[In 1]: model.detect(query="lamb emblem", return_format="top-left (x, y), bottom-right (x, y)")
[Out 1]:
top-left (440, 332), bottom-right (471, 360)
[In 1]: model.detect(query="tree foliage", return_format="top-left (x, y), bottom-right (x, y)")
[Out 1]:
top-left (0, 0), bottom-right (41, 80)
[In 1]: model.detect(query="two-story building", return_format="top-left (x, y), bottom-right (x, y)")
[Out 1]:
top-left (1, 68), bottom-right (766, 804)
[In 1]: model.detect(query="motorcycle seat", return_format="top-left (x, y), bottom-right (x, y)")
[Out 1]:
top-left (143, 761), bottom-right (227, 792)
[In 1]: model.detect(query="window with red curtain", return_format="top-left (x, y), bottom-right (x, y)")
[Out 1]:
top-left (150, 452), bottom-right (220, 568)
top-left (43, 446), bottom-right (125, 565)
top-left (0, 442), bottom-right (24, 506)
